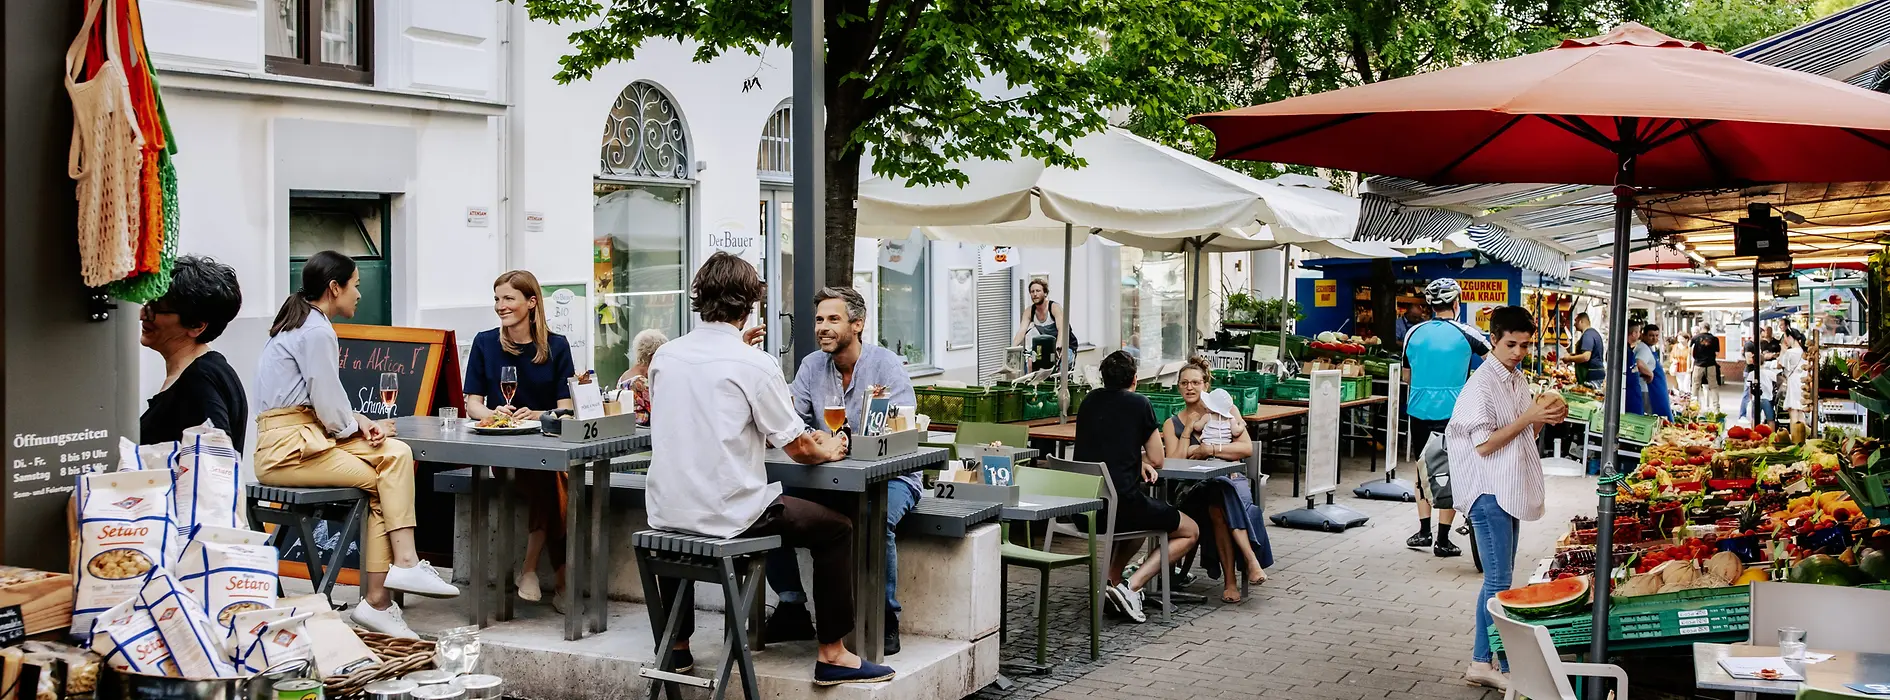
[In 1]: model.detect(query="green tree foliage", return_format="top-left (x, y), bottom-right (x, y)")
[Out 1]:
top-left (524, 0), bottom-right (1264, 282)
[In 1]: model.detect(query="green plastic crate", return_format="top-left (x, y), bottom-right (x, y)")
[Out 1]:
top-left (915, 386), bottom-right (1002, 425)
top-left (1565, 399), bottom-right (1598, 423)
top-left (1273, 378), bottom-right (1310, 401)
top-left (1222, 385), bottom-right (1260, 415)
top-left (1342, 377), bottom-right (1372, 402)
top-left (1590, 412), bottom-right (1658, 443)
top-left (1212, 370), bottom-right (1272, 388)
top-left (1140, 392), bottom-right (1187, 424)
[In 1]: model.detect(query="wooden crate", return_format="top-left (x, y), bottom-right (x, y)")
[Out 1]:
top-left (0, 570), bottom-right (73, 636)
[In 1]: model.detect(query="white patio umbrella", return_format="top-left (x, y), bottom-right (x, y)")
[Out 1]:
top-left (857, 128), bottom-right (1368, 417)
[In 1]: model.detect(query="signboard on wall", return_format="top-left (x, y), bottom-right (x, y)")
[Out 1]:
top-left (1314, 280), bottom-right (1338, 307)
top-left (542, 283), bottom-right (592, 373)
top-left (980, 246), bottom-right (1018, 273)
top-left (878, 230), bottom-right (924, 276)
top-left (947, 268), bottom-right (976, 350)
top-left (1456, 278), bottom-right (1511, 332)
top-left (708, 219), bottom-right (761, 269)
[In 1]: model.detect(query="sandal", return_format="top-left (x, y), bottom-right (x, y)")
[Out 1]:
top-left (1221, 588), bottom-right (1242, 604)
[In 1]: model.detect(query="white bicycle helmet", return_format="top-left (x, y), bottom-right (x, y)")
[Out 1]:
top-left (1423, 278), bottom-right (1462, 307)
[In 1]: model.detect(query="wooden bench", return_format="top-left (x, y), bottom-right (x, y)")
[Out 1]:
top-left (437, 468), bottom-right (998, 539)
top-left (631, 530), bottom-right (781, 700)
top-left (246, 484), bottom-right (367, 609)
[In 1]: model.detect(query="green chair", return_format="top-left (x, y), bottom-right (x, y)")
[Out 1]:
top-left (957, 421), bottom-right (1030, 448)
top-left (1796, 687), bottom-right (1865, 699)
top-left (1043, 456), bottom-right (1171, 622)
top-left (1002, 466), bottom-right (1101, 665)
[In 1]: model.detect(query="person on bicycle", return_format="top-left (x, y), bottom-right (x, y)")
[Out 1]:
top-left (1401, 278), bottom-right (1489, 557)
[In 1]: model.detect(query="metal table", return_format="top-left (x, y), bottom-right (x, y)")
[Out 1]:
top-left (394, 417), bottom-right (650, 641)
top-left (764, 446), bottom-right (948, 663)
top-left (924, 433), bottom-right (1041, 463)
top-left (1695, 643), bottom-right (1889, 699)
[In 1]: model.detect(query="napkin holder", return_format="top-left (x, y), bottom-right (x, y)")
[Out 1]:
top-left (853, 428), bottom-right (921, 460)
top-left (544, 411), bottom-right (640, 443)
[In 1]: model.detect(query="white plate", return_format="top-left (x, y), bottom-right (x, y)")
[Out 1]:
top-left (469, 420), bottom-right (542, 435)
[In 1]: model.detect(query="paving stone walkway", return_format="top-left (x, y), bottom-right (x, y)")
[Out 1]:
top-left (975, 456), bottom-right (1596, 699)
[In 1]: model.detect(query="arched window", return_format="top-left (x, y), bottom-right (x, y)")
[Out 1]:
top-left (600, 81), bottom-right (690, 179)
top-left (757, 106), bottom-right (792, 182)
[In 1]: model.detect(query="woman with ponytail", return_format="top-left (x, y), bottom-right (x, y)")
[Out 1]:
top-left (462, 270), bottom-right (576, 608)
top-left (253, 251), bottom-right (458, 638)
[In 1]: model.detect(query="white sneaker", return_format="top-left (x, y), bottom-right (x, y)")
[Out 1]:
top-left (1106, 583), bottom-right (1147, 623)
top-left (386, 560), bottom-right (460, 598)
top-left (517, 571), bottom-right (542, 603)
top-left (351, 601), bottom-right (418, 639)
top-left (1465, 662), bottom-right (1509, 691)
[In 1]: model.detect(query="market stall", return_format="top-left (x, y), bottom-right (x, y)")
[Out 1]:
top-left (1294, 252), bottom-right (1522, 346)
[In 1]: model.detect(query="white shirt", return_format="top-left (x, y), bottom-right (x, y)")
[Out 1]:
top-left (254, 308), bottom-right (360, 437)
top-left (1446, 358), bottom-right (1545, 521)
top-left (646, 322), bottom-right (808, 538)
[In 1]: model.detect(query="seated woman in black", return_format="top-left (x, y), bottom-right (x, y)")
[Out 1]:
top-left (1074, 350), bottom-right (1199, 624)
top-left (463, 270), bottom-right (577, 609)
top-left (140, 256), bottom-right (249, 450)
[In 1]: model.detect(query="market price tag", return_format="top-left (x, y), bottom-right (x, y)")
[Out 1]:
top-left (0, 605), bottom-right (25, 646)
top-left (1676, 609), bottom-right (1708, 619)
top-left (1678, 624), bottom-right (1711, 636)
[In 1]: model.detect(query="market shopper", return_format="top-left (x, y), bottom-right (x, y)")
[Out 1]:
top-left (1162, 357), bottom-right (1269, 604)
top-left (1633, 324), bottom-right (1674, 419)
top-left (1401, 278), bottom-right (1489, 557)
top-left (1077, 350), bottom-right (1200, 623)
top-left (1565, 312), bottom-right (1604, 390)
top-left (252, 251), bottom-right (459, 639)
top-left (769, 286), bottom-right (919, 655)
top-left (138, 256), bottom-right (249, 450)
top-left (1448, 306), bottom-right (1564, 692)
top-left (1781, 328), bottom-right (1809, 426)
top-left (644, 252), bottom-right (893, 686)
top-left (463, 270), bottom-right (578, 608)
top-left (1741, 327), bottom-right (1779, 424)
top-left (615, 329), bottom-right (668, 425)
top-left (1012, 278), bottom-right (1075, 369)
top-left (1690, 324), bottom-right (1723, 410)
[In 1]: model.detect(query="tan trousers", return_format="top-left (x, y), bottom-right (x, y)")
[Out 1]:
top-left (254, 407), bottom-right (415, 573)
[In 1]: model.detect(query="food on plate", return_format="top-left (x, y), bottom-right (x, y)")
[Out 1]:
top-left (1755, 668), bottom-right (1782, 680)
top-left (477, 413), bottom-right (517, 428)
top-left (1495, 576), bottom-right (1591, 619)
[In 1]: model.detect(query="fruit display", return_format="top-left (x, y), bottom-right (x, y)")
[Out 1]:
top-left (1310, 331), bottom-right (1376, 355)
top-left (1496, 576), bottom-right (1592, 619)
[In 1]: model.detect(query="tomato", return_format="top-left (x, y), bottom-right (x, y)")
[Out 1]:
top-left (1753, 424), bottom-right (1774, 438)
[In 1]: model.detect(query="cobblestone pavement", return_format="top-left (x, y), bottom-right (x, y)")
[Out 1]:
top-left (976, 455), bottom-right (1596, 700)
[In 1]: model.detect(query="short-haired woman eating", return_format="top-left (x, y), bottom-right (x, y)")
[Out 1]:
top-left (463, 270), bottom-right (577, 607)
top-left (253, 251), bottom-right (458, 639)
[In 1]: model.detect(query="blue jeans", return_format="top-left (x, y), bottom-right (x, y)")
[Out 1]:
top-left (1467, 494), bottom-right (1519, 670)
top-left (767, 479), bottom-right (921, 614)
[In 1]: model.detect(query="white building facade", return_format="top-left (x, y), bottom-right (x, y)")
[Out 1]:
top-left (135, 0), bottom-right (1240, 446)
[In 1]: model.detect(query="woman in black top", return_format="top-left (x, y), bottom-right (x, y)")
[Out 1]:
top-left (1074, 350), bottom-right (1199, 623)
top-left (140, 256), bottom-right (249, 450)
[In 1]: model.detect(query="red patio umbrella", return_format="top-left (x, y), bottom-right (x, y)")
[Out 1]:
top-left (1191, 22), bottom-right (1890, 672)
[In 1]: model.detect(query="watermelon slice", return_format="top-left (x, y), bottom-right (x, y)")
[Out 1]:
top-left (1496, 576), bottom-right (1591, 620)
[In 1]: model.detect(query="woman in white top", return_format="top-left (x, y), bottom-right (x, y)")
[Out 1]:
top-left (252, 251), bottom-right (458, 639)
top-left (1162, 357), bottom-right (1269, 603)
top-left (1780, 328), bottom-right (1809, 425)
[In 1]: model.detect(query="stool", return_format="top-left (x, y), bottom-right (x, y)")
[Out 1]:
top-left (631, 530), bottom-right (782, 700)
top-left (246, 484), bottom-right (367, 609)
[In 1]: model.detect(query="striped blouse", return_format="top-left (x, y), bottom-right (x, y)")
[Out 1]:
top-left (1445, 358), bottom-right (1546, 521)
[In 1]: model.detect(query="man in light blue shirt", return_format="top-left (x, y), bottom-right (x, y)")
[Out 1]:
top-left (1401, 279), bottom-right (1489, 557)
top-left (773, 286), bottom-right (920, 655)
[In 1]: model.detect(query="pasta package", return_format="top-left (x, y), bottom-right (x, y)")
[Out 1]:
top-left (89, 597), bottom-right (178, 676)
top-left (173, 525), bottom-right (276, 631)
top-left (72, 471), bottom-right (173, 639)
top-left (139, 571), bottom-right (237, 679)
top-left (230, 607), bottom-right (315, 674)
top-left (171, 422), bottom-right (243, 538)
top-left (116, 437), bottom-right (176, 473)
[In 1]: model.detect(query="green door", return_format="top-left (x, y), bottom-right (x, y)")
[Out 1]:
top-left (287, 193), bottom-right (392, 326)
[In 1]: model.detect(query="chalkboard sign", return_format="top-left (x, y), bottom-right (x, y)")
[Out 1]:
top-left (332, 325), bottom-right (462, 420)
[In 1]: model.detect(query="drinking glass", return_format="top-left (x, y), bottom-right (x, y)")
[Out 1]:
top-left (437, 407), bottom-right (460, 430)
top-left (822, 387), bottom-right (846, 434)
top-left (379, 372), bottom-right (399, 416)
top-left (1779, 627), bottom-right (1807, 661)
top-left (499, 366), bottom-right (519, 408)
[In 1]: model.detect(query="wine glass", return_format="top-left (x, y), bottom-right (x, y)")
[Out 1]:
top-left (379, 372), bottom-right (398, 417)
top-left (500, 366), bottom-right (519, 409)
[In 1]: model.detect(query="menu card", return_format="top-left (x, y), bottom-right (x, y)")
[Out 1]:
top-left (570, 376), bottom-right (605, 419)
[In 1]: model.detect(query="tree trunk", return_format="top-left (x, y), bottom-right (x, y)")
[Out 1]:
top-left (825, 121), bottom-right (863, 288)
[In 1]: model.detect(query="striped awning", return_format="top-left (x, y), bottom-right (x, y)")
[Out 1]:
top-left (1353, 193), bottom-right (1571, 279)
top-left (1353, 193), bottom-right (1471, 244)
top-left (1736, 0), bottom-right (1890, 88)
top-left (1467, 224), bottom-right (1572, 280)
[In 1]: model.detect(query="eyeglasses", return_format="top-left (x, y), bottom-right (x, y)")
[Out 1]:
top-left (1177, 379), bottom-right (1207, 388)
top-left (139, 304), bottom-right (177, 321)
